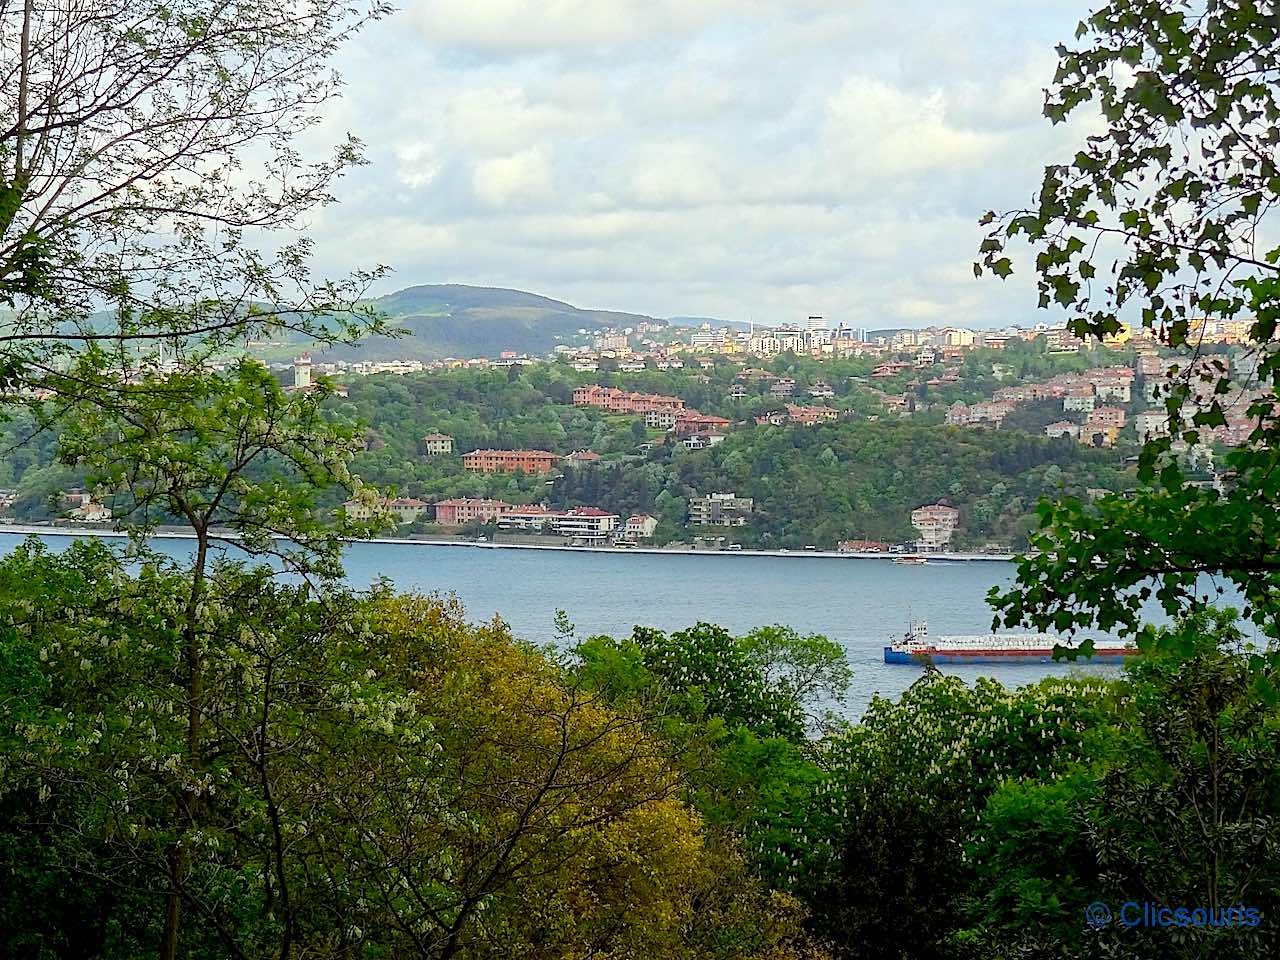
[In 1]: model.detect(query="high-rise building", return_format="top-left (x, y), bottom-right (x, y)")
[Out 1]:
top-left (293, 353), bottom-right (312, 391)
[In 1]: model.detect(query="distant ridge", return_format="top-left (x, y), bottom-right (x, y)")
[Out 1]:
top-left (315, 283), bottom-right (665, 361)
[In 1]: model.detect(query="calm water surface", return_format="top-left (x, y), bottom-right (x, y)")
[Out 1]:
top-left (3, 532), bottom-right (1182, 716)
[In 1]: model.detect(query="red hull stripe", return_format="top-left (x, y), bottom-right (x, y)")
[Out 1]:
top-left (908, 648), bottom-right (1136, 658)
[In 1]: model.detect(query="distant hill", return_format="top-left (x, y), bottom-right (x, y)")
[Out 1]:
top-left (314, 284), bottom-right (664, 361)
top-left (666, 315), bottom-right (757, 332)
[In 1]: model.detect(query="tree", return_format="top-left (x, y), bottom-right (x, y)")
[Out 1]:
top-left (977, 1), bottom-right (1280, 647)
top-left (963, 611), bottom-right (1280, 960)
top-left (42, 356), bottom-right (375, 958)
top-left (1, 0), bottom-right (391, 399)
top-left (805, 674), bottom-right (1115, 960)
top-left (0, 554), bottom-right (828, 960)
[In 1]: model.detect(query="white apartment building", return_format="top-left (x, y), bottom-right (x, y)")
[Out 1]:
top-left (910, 504), bottom-right (960, 551)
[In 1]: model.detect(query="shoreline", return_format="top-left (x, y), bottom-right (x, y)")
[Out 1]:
top-left (0, 522), bottom-right (1019, 562)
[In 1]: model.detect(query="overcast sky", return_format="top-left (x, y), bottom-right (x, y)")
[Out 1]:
top-left (306, 0), bottom-right (1101, 328)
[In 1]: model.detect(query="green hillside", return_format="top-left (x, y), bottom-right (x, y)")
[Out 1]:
top-left (316, 284), bottom-right (664, 361)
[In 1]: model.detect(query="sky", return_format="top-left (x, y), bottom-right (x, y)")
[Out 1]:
top-left (304, 0), bottom-right (1103, 329)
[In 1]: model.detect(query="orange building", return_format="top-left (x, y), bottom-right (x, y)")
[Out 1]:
top-left (462, 449), bottom-right (560, 474)
top-left (433, 498), bottom-right (515, 525)
top-left (572, 385), bottom-right (685, 414)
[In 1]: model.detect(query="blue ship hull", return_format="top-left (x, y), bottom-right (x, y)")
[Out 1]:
top-left (883, 647), bottom-right (1135, 665)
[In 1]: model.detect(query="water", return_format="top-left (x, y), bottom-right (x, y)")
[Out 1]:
top-left (4, 531), bottom-right (1191, 716)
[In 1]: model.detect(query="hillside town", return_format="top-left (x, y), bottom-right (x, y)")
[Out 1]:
top-left (3, 312), bottom-right (1263, 554)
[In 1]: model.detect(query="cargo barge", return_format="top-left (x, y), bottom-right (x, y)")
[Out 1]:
top-left (883, 620), bottom-right (1139, 665)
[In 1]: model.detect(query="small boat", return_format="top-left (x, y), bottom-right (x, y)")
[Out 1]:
top-left (883, 619), bottom-right (1139, 665)
top-left (892, 556), bottom-right (928, 565)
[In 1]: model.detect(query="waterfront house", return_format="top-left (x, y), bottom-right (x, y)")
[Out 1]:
top-left (433, 498), bottom-right (515, 526)
top-left (910, 503), bottom-right (960, 551)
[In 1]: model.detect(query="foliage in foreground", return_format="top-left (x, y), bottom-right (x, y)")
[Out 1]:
top-left (0, 541), bottom-right (826, 960)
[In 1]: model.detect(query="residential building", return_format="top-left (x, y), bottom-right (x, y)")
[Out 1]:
top-left (564, 450), bottom-right (603, 467)
top-left (911, 503), bottom-right (960, 551)
top-left (433, 498), bottom-right (515, 526)
top-left (808, 380), bottom-right (835, 399)
top-left (729, 383), bottom-right (748, 400)
top-left (748, 333), bottom-right (781, 356)
top-left (292, 353), bottom-right (312, 391)
top-left (555, 507), bottom-right (619, 542)
top-left (681, 432), bottom-right (725, 449)
top-left (1063, 391), bottom-right (1096, 413)
top-left (785, 404), bottom-right (838, 425)
top-left (674, 412), bottom-right (732, 435)
top-left (769, 378), bottom-right (796, 397)
top-left (688, 492), bottom-right (754, 526)
top-left (342, 498), bottom-right (379, 522)
top-left (1094, 380), bottom-right (1131, 403)
top-left (497, 505), bottom-right (558, 532)
top-left (1045, 421), bottom-right (1081, 439)
top-left (645, 409), bottom-right (679, 430)
top-left (624, 514), bottom-right (658, 540)
top-left (1134, 411), bottom-right (1169, 441)
top-left (1081, 424), bottom-right (1120, 448)
top-left (422, 433), bottom-right (454, 456)
top-left (462, 449), bottom-right (559, 474)
top-left (774, 327), bottom-right (806, 353)
top-left (387, 498), bottom-right (428, 524)
top-left (572, 385), bottom-right (684, 415)
top-left (1087, 407), bottom-right (1127, 429)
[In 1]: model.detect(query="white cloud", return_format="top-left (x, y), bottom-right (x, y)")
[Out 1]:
top-left (395, 141), bottom-right (443, 189)
top-left (306, 0), bottom-right (1094, 327)
top-left (406, 0), bottom-right (848, 53)
top-left (822, 78), bottom-right (1000, 176)
top-left (472, 146), bottom-right (555, 208)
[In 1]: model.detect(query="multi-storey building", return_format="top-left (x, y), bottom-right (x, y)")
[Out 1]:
top-left (688, 493), bottom-right (754, 526)
top-left (1134, 412), bottom-right (1169, 441)
top-left (555, 507), bottom-right (620, 542)
top-left (1093, 379), bottom-right (1132, 403)
top-left (572, 385), bottom-right (685, 414)
top-left (1087, 407), bottom-right (1127, 429)
top-left (433, 498), bottom-right (515, 526)
top-left (1063, 390), bottom-right (1096, 413)
top-left (462, 449), bottom-right (559, 474)
top-left (674, 412), bottom-right (732, 435)
top-left (422, 433), bottom-right (454, 456)
top-left (644, 409), bottom-right (679, 430)
top-left (1045, 421), bottom-right (1081, 439)
top-left (343, 496), bottom-right (429, 524)
top-left (496, 505), bottom-right (558, 531)
top-left (623, 514), bottom-right (658, 540)
top-left (387, 498), bottom-right (428, 523)
top-left (1081, 424), bottom-right (1120, 447)
top-left (911, 503), bottom-right (960, 551)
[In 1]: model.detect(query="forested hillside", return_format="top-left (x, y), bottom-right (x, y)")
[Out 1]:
top-left (334, 362), bottom-right (1129, 548)
top-left (1, 356), bottom-right (1134, 548)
